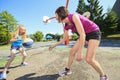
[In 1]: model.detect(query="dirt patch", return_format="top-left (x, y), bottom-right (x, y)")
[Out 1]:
top-left (0, 47), bottom-right (120, 80)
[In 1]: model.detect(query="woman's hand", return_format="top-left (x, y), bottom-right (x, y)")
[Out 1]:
top-left (49, 45), bottom-right (55, 51)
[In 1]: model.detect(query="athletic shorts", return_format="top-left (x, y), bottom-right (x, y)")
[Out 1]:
top-left (75, 30), bottom-right (101, 41)
top-left (11, 46), bottom-right (22, 50)
top-left (86, 30), bottom-right (101, 41)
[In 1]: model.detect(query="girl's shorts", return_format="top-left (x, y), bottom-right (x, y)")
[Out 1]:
top-left (11, 46), bottom-right (22, 50)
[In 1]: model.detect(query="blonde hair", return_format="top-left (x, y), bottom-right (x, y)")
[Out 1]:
top-left (12, 25), bottom-right (26, 40)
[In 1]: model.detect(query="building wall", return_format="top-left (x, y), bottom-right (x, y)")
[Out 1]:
top-left (112, 0), bottom-right (120, 18)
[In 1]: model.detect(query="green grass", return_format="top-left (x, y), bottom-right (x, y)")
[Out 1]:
top-left (0, 58), bottom-right (8, 67)
top-left (0, 44), bottom-right (10, 50)
top-left (0, 56), bottom-right (22, 67)
top-left (107, 34), bottom-right (120, 39)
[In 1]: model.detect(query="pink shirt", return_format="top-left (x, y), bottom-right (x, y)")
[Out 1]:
top-left (64, 13), bottom-right (100, 33)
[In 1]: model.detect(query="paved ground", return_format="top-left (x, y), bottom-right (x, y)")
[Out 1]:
top-left (0, 39), bottom-right (120, 58)
top-left (0, 40), bottom-right (120, 80)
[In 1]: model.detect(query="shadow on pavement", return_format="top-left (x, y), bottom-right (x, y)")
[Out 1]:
top-left (15, 73), bottom-right (60, 80)
top-left (0, 65), bottom-right (21, 70)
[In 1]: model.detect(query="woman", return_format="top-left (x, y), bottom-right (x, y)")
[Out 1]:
top-left (49, 6), bottom-right (108, 80)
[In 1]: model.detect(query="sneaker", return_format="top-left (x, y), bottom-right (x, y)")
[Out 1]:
top-left (58, 67), bottom-right (72, 76)
top-left (0, 72), bottom-right (7, 79)
top-left (100, 75), bottom-right (108, 80)
top-left (21, 62), bottom-right (28, 66)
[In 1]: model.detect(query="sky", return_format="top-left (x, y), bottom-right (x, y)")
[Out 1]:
top-left (0, 0), bottom-right (116, 35)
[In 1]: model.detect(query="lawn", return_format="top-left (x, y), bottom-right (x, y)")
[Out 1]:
top-left (107, 33), bottom-right (120, 39)
top-left (0, 44), bottom-right (10, 50)
top-left (0, 55), bottom-right (22, 67)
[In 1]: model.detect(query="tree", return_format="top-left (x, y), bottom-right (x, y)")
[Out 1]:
top-left (0, 11), bottom-right (18, 45)
top-left (76, 0), bottom-right (104, 25)
top-left (0, 10), bottom-right (18, 31)
top-left (55, 33), bottom-right (61, 41)
top-left (76, 0), bottom-right (105, 33)
top-left (76, 0), bottom-right (119, 37)
top-left (118, 19), bottom-right (120, 31)
top-left (27, 34), bottom-right (35, 41)
top-left (102, 10), bottom-right (118, 36)
top-left (34, 31), bottom-right (44, 41)
top-left (0, 23), bottom-right (11, 45)
top-left (71, 33), bottom-right (79, 40)
top-left (76, 0), bottom-right (104, 22)
top-left (76, 0), bottom-right (86, 15)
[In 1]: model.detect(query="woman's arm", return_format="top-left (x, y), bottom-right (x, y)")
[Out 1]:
top-left (72, 14), bottom-right (86, 52)
top-left (49, 30), bottom-right (69, 50)
top-left (66, 0), bottom-right (69, 9)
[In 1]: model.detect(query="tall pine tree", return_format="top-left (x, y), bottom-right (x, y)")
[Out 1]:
top-left (103, 10), bottom-right (118, 36)
top-left (76, 0), bottom-right (104, 21)
top-left (76, 0), bottom-right (119, 37)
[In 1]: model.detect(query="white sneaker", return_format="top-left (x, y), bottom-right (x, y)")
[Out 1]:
top-left (100, 75), bottom-right (108, 80)
top-left (21, 62), bottom-right (28, 66)
top-left (0, 72), bottom-right (7, 79)
top-left (58, 67), bottom-right (72, 76)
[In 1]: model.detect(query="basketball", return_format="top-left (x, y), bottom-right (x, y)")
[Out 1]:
top-left (22, 38), bottom-right (34, 48)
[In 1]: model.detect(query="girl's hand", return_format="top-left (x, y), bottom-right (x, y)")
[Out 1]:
top-left (49, 45), bottom-right (55, 51)
top-left (10, 38), bottom-right (19, 42)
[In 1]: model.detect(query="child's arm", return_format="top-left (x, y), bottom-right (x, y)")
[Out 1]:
top-left (10, 34), bottom-right (19, 42)
top-left (10, 37), bottom-right (18, 42)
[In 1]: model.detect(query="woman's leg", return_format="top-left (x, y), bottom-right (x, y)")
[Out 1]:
top-left (67, 39), bottom-right (82, 69)
top-left (59, 40), bottom-right (82, 76)
top-left (85, 39), bottom-right (105, 76)
top-left (3, 50), bottom-right (16, 73)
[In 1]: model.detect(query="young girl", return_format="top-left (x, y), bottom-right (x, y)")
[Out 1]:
top-left (0, 25), bottom-right (28, 79)
top-left (49, 6), bottom-right (108, 80)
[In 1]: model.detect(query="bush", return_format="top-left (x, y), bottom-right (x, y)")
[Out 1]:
top-left (34, 31), bottom-right (44, 41)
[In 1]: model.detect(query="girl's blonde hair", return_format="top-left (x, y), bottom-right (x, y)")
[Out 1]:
top-left (12, 25), bottom-right (26, 40)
